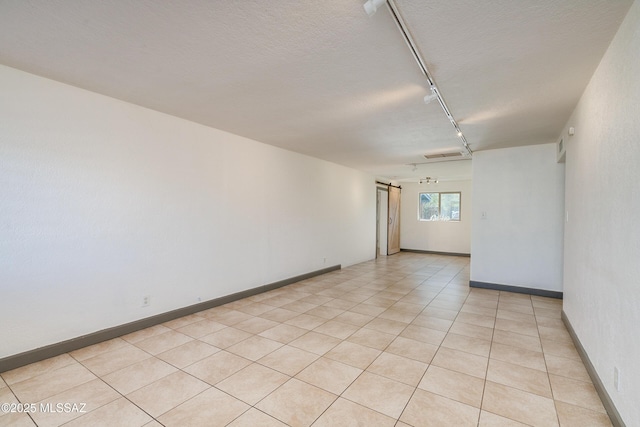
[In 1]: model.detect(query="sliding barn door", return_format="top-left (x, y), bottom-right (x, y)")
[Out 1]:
top-left (387, 186), bottom-right (401, 255)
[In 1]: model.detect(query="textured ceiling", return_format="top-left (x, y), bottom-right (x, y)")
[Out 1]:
top-left (0, 0), bottom-right (632, 181)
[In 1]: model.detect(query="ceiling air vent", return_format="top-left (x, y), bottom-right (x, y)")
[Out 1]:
top-left (424, 152), bottom-right (464, 160)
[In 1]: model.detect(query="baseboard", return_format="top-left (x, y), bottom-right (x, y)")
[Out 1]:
top-left (0, 264), bottom-right (341, 373)
top-left (469, 280), bottom-right (563, 299)
top-left (562, 311), bottom-right (625, 427)
top-left (400, 248), bottom-right (471, 257)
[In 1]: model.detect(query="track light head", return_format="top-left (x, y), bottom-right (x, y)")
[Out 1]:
top-left (363, 0), bottom-right (386, 17)
top-left (424, 93), bottom-right (437, 104)
top-left (424, 86), bottom-right (438, 104)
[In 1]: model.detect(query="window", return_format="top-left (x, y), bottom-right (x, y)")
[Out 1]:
top-left (419, 192), bottom-right (461, 221)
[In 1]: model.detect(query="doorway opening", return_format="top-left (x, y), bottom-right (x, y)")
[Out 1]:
top-left (376, 188), bottom-right (388, 258)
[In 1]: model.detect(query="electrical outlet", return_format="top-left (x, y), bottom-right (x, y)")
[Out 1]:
top-left (142, 295), bottom-right (150, 307)
top-left (323, 257), bottom-right (327, 264)
top-left (614, 367), bottom-right (621, 392)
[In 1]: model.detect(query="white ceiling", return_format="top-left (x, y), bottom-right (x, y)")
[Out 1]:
top-left (0, 0), bottom-right (632, 181)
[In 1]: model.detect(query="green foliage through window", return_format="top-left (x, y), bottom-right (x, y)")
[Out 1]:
top-left (419, 192), bottom-right (460, 221)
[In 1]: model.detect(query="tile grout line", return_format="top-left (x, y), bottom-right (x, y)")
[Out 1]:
top-left (470, 287), bottom-right (495, 427)
top-left (392, 266), bottom-right (471, 426)
top-left (218, 263), bottom-right (435, 426)
top-left (295, 266), bottom-right (447, 426)
top-left (71, 344), bottom-right (172, 427)
top-left (7, 257), bottom-right (445, 426)
top-left (9, 255), bottom-right (598, 426)
top-left (536, 300), bottom-right (563, 427)
top-left (280, 261), bottom-right (464, 426)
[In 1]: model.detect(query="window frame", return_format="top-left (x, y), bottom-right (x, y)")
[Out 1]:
top-left (418, 191), bottom-right (461, 222)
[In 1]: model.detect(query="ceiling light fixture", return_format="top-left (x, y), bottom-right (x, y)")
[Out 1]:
top-left (419, 176), bottom-right (438, 184)
top-left (424, 86), bottom-right (438, 105)
top-left (364, 0), bottom-right (472, 157)
top-left (363, 0), bottom-right (386, 16)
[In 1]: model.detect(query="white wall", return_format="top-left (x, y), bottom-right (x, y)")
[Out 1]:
top-left (471, 144), bottom-right (565, 291)
top-left (0, 65), bottom-right (376, 359)
top-left (400, 180), bottom-right (471, 254)
top-left (561, 1), bottom-right (640, 424)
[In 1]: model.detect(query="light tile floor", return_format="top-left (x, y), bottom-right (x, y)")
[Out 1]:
top-left (0, 253), bottom-right (612, 426)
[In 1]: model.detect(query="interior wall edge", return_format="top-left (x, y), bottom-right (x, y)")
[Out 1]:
top-left (469, 281), bottom-right (563, 299)
top-left (400, 248), bottom-right (470, 257)
top-left (0, 264), bottom-right (340, 374)
top-left (562, 311), bottom-right (625, 427)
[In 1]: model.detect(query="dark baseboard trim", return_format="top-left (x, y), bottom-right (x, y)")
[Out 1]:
top-left (562, 311), bottom-right (625, 427)
top-left (0, 264), bottom-right (341, 373)
top-left (400, 248), bottom-right (471, 257)
top-left (469, 280), bottom-right (563, 299)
